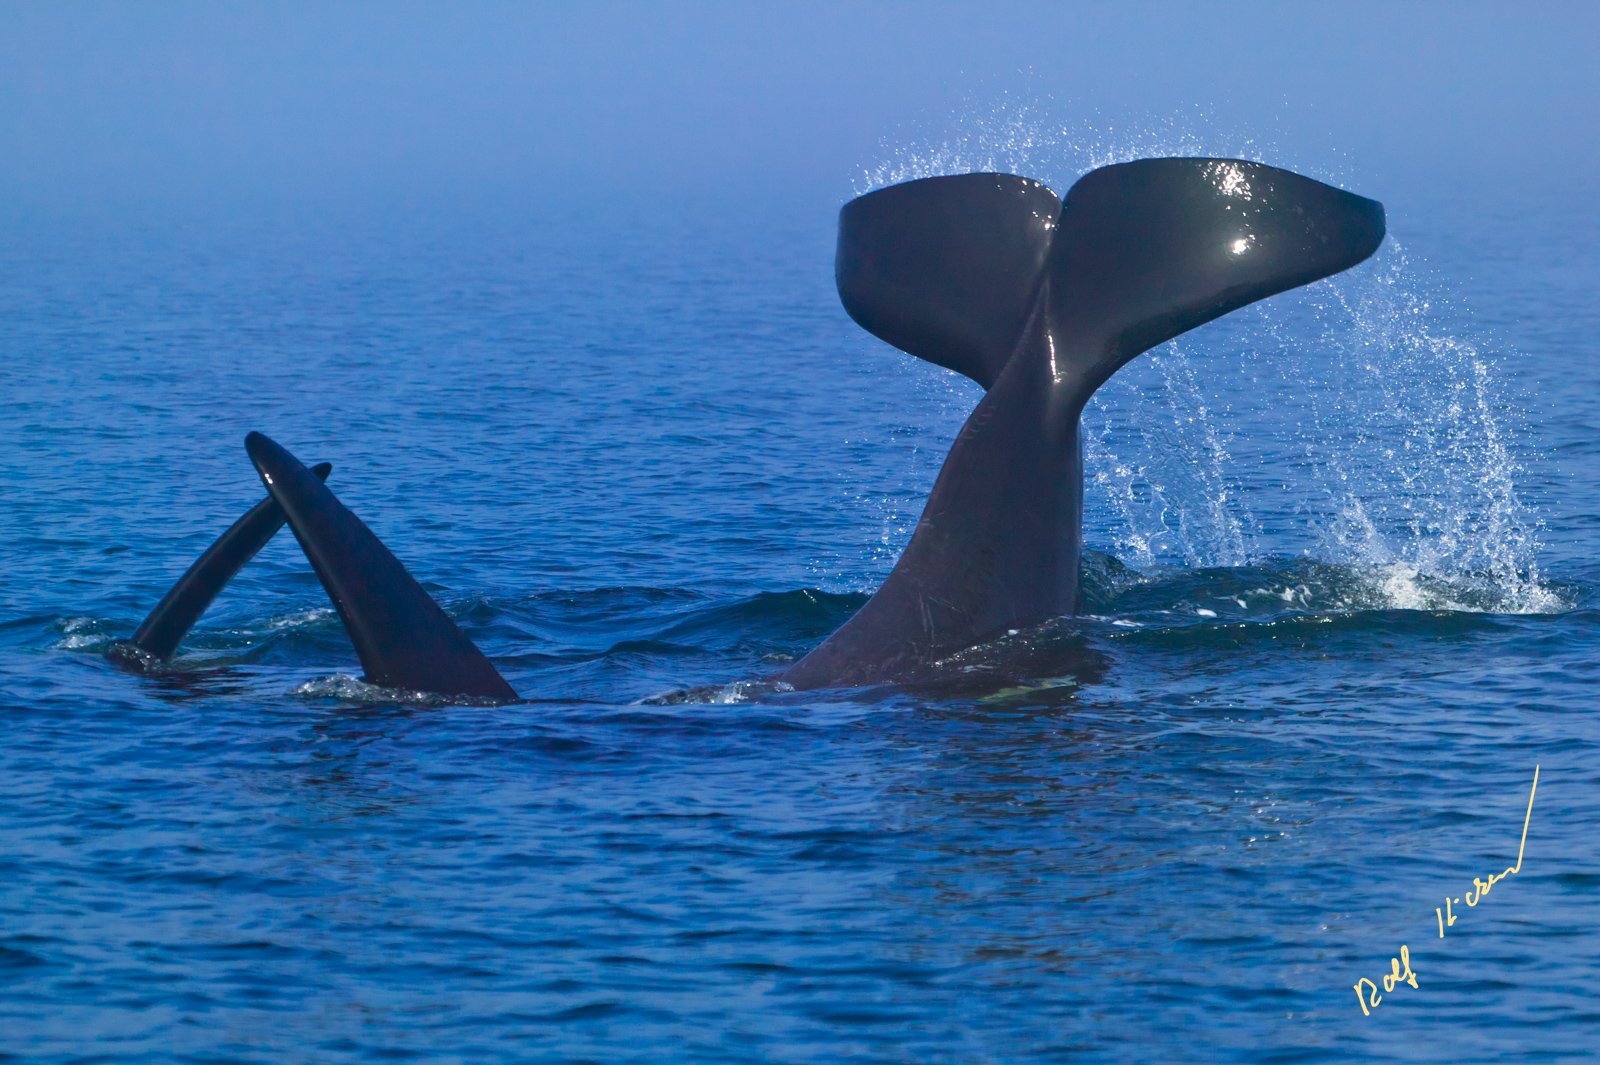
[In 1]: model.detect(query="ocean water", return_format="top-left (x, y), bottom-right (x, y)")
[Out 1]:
top-left (3, 143), bottom-right (1599, 1062)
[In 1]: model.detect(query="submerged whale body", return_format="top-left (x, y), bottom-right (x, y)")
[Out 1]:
top-left (112, 158), bottom-right (1385, 700)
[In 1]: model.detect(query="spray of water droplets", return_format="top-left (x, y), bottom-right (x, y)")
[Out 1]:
top-left (859, 103), bottom-right (1558, 615)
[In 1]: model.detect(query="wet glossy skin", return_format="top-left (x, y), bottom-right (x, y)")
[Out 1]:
top-left (784, 159), bottom-right (1385, 688)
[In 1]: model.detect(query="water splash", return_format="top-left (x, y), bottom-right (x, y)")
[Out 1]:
top-left (859, 99), bottom-right (1261, 196)
top-left (638, 678), bottom-right (795, 706)
top-left (291, 673), bottom-right (509, 708)
top-left (860, 104), bottom-right (1559, 615)
top-left (1084, 343), bottom-right (1259, 569)
top-left (53, 616), bottom-right (117, 652)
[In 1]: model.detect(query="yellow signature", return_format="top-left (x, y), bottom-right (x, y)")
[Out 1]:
top-left (1352, 764), bottom-right (1539, 1018)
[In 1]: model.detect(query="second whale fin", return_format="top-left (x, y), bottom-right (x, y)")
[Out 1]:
top-left (245, 432), bottom-right (519, 702)
top-left (115, 461), bottom-right (333, 665)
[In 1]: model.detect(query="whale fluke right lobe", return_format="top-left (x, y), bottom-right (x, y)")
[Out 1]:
top-left (246, 432), bottom-right (518, 702)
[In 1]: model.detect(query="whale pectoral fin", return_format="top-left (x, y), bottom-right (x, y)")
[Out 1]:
top-left (115, 461), bottom-right (334, 664)
top-left (1047, 157), bottom-right (1386, 402)
top-left (836, 172), bottom-right (1061, 389)
top-left (245, 432), bottom-right (518, 702)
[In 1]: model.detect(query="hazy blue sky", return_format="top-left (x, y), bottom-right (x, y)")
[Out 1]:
top-left (4, 1), bottom-right (1597, 213)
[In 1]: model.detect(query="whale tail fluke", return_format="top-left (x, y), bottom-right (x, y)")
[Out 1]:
top-left (245, 432), bottom-right (519, 702)
top-left (834, 159), bottom-right (1384, 403)
top-left (787, 158), bottom-right (1385, 690)
top-left (112, 461), bottom-right (333, 667)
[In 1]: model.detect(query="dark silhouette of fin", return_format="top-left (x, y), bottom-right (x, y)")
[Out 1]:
top-left (784, 158), bottom-right (1385, 688)
top-left (245, 432), bottom-right (518, 702)
top-left (116, 461), bottom-right (333, 664)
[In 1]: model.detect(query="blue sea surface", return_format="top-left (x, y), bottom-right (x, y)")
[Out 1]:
top-left (3, 146), bottom-right (1599, 1061)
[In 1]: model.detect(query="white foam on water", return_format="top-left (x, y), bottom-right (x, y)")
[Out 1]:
top-left (53, 617), bottom-right (115, 651)
top-left (639, 678), bottom-right (796, 706)
top-left (291, 673), bottom-right (508, 708)
top-left (252, 606), bottom-right (339, 633)
top-left (55, 632), bottom-right (111, 651)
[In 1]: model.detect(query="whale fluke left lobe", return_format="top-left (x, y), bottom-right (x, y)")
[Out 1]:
top-left (836, 173), bottom-right (1061, 389)
top-left (115, 461), bottom-right (333, 665)
top-left (245, 432), bottom-right (518, 702)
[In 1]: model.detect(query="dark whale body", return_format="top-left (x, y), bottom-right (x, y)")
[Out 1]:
top-left (783, 159), bottom-right (1385, 686)
top-left (113, 158), bottom-right (1384, 700)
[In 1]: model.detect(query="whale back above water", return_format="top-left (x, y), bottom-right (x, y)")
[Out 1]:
top-left (111, 158), bottom-right (1385, 700)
